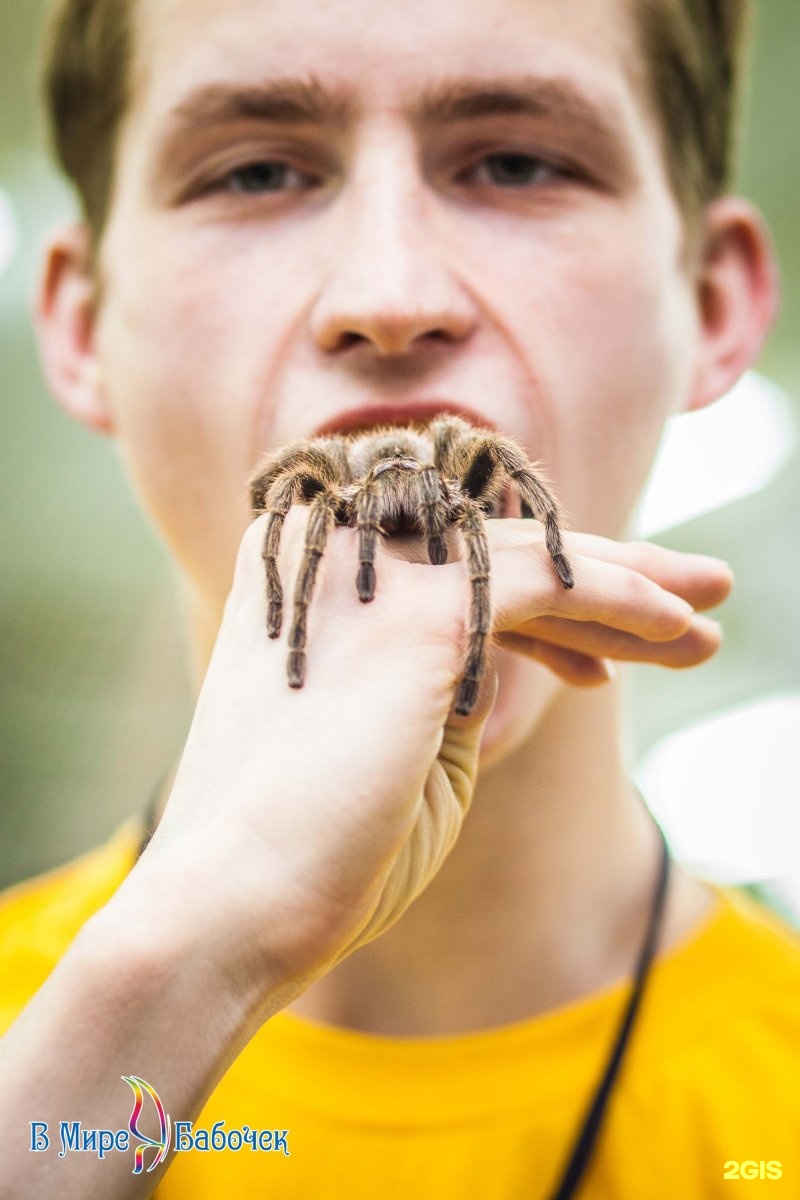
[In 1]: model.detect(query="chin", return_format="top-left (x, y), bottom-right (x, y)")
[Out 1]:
top-left (478, 647), bottom-right (562, 771)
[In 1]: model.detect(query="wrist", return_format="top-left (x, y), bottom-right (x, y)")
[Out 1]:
top-left (83, 840), bottom-right (304, 1047)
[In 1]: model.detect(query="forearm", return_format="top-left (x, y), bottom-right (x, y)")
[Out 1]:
top-left (0, 854), bottom-right (299, 1200)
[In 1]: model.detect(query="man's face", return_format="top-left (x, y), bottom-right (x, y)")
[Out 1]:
top-left (94, 0), bottom-right (700, 605)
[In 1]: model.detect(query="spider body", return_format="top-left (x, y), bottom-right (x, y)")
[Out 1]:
top-left (249, 415), bottom-right (573, 716)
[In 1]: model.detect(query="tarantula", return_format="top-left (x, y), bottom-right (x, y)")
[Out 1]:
top-left (249, 415), bottom-right (574, 716)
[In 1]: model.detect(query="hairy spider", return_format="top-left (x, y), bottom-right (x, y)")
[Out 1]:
top-left (249, 415), bottom-right (574, 716)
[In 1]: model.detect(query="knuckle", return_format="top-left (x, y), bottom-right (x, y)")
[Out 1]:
top-left (628, 538), bottom-right (661, 563)
top-left (619, 568), bottom-right (651, 609)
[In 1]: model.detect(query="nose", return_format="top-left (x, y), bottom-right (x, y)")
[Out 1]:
top-left (310, 136), bottom-right (478, 357)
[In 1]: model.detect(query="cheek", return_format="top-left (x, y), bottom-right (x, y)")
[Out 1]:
top-left (95, 229), bottom-right (289, 596)
top-left (501, 220), bottom-right (697, 535)
top-left (570, 277), bottom-right (696, 532)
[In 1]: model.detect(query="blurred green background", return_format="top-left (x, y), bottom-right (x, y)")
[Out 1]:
top-left (0, 2), bottom-right (798, 891)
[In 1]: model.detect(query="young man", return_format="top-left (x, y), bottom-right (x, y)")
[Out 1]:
top-left (0, 0), bottom-right (796, 1196)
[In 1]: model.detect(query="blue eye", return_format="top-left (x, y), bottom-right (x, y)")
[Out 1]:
top-left (227, 162), bottom-right (289, 192)
top-left (473, 154), bottom-right (562, 187)
top-left (222, 162), bottom-right (306, 193)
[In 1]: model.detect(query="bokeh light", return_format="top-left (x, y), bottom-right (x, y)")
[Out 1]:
top-left (632, 372), bottom-right (796, 537)
top-left (637, 692), bottom-right (800, 885)
top-left (0, 187), bottom-right (19, 278)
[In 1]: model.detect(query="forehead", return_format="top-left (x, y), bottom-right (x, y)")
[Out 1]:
top-left (131, 0), bottom-right (645, 125)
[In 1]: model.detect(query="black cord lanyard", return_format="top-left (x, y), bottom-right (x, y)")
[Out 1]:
top-left (137, 795), bottom-right (670, 1200)
top-left (546, 820), bottom-right (671, 1199)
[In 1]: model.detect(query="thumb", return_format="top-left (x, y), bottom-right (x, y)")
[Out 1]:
top-left (437, 653), bottom-right (499, 819)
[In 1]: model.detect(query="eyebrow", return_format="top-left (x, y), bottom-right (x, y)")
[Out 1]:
top-left (417, 76), bottom-right (620, 132)
top-left (163, 70), bottom-right (624, 127)
top-left (153, 72), bottom-right (632, 182)
top-left (165, 76), bottom-right (357, 131)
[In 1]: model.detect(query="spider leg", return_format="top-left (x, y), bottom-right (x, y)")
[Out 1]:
top-left (253, 446), bottom-right (347, 638)
top-left (260, 474), bottom-right (296, 637)
top-left (452, 497), bottom-right (492, 716)
top-left (494, 445), bottom-right (574, 589)
top-left (257, 456), bottom-right (343, 638)
top-left (455, 433), bottom-right (573, 590)
top-left (417, 463), bottom-right (450, 565)
top-left (429, 414), bottom-right (480, 475)
top-left (354, 474), bottom-right (383, 602)
top-left (287, 489), bottom-right (339, 688)
top-left (250, 440), bottom-right (349, 513)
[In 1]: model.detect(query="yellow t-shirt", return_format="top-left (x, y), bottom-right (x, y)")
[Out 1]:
top-left (1, 820), bottom-right (798, 1198)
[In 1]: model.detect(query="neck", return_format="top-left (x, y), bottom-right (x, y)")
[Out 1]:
top-left (172, 588), bottom-right (717, 1038)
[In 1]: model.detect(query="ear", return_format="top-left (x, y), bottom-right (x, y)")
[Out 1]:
top-left (31, 221), bottom-right (115, 435)
top-left (685, 197), bottom-right (780, 413)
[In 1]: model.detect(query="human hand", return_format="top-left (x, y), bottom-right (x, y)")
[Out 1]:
top-left (142, 510), bottom-right (731, 1005)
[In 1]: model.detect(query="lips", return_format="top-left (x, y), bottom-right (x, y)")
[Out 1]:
top-left (312, 399), bottom-right (497, 439)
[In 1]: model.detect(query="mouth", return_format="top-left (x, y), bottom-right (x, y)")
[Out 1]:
top-left (312, 399), bottom-right (497, 440)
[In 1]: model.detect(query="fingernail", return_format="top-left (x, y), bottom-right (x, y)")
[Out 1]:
top-left (602, 660), bottom-right (618, 682)
top-left (694, 555), bottom-right (735, 582)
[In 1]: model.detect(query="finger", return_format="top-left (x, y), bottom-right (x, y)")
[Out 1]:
top-left (505, 613), bottom-right (724, 668)
top-left (489, 544), bottom-right (696, 641)
top-left (485, 521), bottom-right (733, 612)
top-left (562, 534), bottom-right (734, 612)
top-left (494, 633), bottom-right (614, 687)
